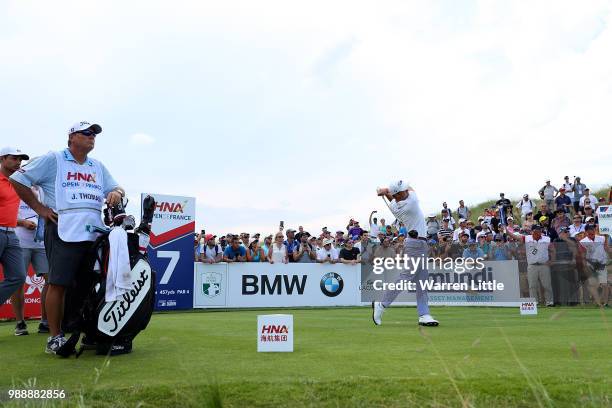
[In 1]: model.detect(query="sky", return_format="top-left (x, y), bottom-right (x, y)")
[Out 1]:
top-left (1, 0), bottom-right (611, 236)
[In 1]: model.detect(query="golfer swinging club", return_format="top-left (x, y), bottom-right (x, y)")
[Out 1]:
top-left (371, 180), bottom-right (439, 327)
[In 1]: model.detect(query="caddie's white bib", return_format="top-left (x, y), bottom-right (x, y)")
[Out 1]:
top-left (580, 236), bottom-right (607, 264)
top-left (54, 151), bottom-right (105, 242)
top-left (525, 235), bottom-right (551, 264)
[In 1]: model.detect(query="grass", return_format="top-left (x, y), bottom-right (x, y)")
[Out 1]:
top-left (0, 307), bottom-right (610, 407)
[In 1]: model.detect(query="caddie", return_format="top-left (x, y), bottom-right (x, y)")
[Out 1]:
top-left (371, 180), bottom-right (439, 327)
top-left (10, 121), bottom-right (124, 355)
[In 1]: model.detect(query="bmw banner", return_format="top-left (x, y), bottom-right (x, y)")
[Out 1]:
top-left (144, 193), bottom-right (196, 310)
top-left (193, 263), bottom-right (361, 308)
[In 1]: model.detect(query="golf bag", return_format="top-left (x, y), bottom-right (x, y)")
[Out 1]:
top-left (58, 196), bottom-right (157, 357)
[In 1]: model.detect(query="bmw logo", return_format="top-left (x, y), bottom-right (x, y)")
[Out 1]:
top-left (320, 272), bottom-right (344, 297)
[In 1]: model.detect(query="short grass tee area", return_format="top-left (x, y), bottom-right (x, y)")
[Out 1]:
top-left (0, 306), bottom-right (610, 407)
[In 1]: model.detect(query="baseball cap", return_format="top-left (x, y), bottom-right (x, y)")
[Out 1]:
top-left (388, 179), bottom-right (410, 195)
top-left (428, 213), bottom-right (436, 218)
top-left (459, 218), bottom-right (466, 223)
top-left (336, 230), bottom-right (344, 234)
top-left (204, 234), bottom-right (216, 241)
top-left (286, 229), bottom-right (296, 233)
top-left (585, 216), bottom-right (594, 222)
top-left (559, 188), bottom-right (566, 192)
top-left (323, 238), bottom-right (334, 246)
top-left (0, 146), bottom-right (29, 160)
top-left (523, 194), bottom-right (529, 198)
top-left (68, 121), bottom-right (102, 135)
top-left (468, 239), bottom-right (476, 244)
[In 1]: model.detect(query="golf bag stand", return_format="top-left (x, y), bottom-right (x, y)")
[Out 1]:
top-left (57, 195), bottom-right (157, 357)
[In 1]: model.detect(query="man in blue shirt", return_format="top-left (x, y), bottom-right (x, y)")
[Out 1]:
top-left (10, 121), bottom-right (124, 355)
top-left (554, 188), bottom-right (572, 214)
top-left (222, 236), bottom-right (246, 262)
top-left (284, 229), bottom-right (300, 263)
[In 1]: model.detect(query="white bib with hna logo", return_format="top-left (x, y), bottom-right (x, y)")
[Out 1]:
top-left (54, 151), bottom-right (105, 242)
top-left (525, 235), bottom-right (551, 264)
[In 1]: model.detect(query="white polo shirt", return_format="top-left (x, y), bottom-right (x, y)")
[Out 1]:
top-left (525, 235), bottom-right (551, 264)
top-left (317, 247), bottom-right (339, 261)
top-left (388, 191), bottom-right (426, 237)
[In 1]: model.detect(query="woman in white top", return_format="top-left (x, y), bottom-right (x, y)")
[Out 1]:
top-left (268, 232), bottom-right (288, 264)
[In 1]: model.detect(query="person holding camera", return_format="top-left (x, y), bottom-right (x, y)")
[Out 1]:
top-left (316, 239), bottom-right (338, 263)
top-left (10, 122), bottom-right (124, 355)
top-left (293, 232), bottom-right (316, 263)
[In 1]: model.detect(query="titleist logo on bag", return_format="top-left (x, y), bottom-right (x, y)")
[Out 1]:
top-left (97, 259), bottom-right (152, 336)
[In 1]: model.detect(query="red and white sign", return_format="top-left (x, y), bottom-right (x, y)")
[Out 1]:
top-left (520, 300), bottom-right (538, 315)
top-left (257, 314), bottom-right (293, 352)
top-left (146, 193), bottom-right (196, 248)
top-left (0, 265), bottom-right (43, 320)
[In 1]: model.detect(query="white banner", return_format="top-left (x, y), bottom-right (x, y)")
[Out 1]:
top-left (194, 263), bottom-right (361, 308)
top-left (193, 261), bottom-right (522, 308)
top-left (597, 205), bottom-right (611, 236)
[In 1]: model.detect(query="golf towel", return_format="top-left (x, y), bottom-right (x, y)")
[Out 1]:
top-left (106, 227), bottom-right (133, 302)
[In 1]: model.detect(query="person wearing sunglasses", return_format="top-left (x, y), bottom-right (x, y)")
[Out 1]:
top-left (10, 121), bottom-right (124, 355)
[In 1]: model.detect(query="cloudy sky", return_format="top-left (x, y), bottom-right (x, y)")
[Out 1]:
top-left (2, 0), bottom-right (611, 235)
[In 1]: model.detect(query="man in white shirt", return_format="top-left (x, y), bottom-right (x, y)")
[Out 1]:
top-left (579, 224), bottom-right (610, 306)
top-left (539, 180), bottom-right (559, 209)
top-left (561, 176), bottom-right (573, 199)
top-left (452, 219), bottom-right (470, 242)
top-left (371, 179), bottom-right (439, 327)
top-left (199, 234), bottom-right (222, 263)
top-left (516, 194), bottom-right (535, 219)
top-left (509, 225), bottom-right (555, 306)
top-left (316, 239), bottom-right (338, 263)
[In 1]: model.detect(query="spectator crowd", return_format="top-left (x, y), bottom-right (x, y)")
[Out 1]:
top-left (195, 177), bottom-right (611, 307)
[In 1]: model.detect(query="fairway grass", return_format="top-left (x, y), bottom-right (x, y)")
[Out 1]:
top-left (0, 307), bottom-right (610, 407)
